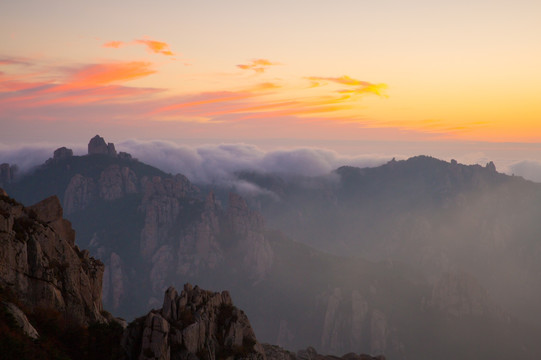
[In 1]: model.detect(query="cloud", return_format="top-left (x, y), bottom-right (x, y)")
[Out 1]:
top-left (308, 75), bottom-right (372, 87)
top-left (1, 49), bottom-right (399, 137)
top-left (237, 59), bottom-right (280, 73)
top-left (307, 75), bottom-right (388, 97)
top-left (0, 143), bottom-right (85, 172)
top-left (0, 61), bottom-right (159, 111)
top-left (103, 41), bottom-right (126, 48)
top-left (150, 91), bottom-right (257, 118)
top-left (507, 160), bottom-right (541, 183)
top-left (6, 140), bottom-right (387, 198)
top-left (135, 39), bottom-right (174, 56)
top-left (0, 56), bottom-right (31, 66)
top-left (65, 61), bottom-right (156, 87)
top-left (103, 38), bottom-right (175, 56)
top-left (118, 140), bottom-right (392, 182)
top-left (113, 140), bottom-right (396, 196)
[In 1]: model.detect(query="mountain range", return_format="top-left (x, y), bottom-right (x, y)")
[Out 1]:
top-left (2, 135), bottom-right (541, 359)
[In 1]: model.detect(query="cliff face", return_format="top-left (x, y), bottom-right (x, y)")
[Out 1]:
top-left (0, 191), bottom-right (106, 325)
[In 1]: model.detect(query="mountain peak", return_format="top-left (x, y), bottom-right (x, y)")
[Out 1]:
top-left (88, 134), bottom-right (117, 156)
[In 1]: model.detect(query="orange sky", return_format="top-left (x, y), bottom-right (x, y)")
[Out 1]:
top-left (1, 0), bottom-right (541, 148)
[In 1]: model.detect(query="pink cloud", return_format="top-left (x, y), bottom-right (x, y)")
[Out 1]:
top-left (0, 61), bottom-right (160, 112)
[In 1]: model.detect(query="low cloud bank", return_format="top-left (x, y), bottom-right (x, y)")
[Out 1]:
top-left (507, 160), bottom-right (541, 183)
top-left (118, 140), bottom-right (393, 184)
top-left (0, 144), bottom-right (57, 172)
top-left (0, 144), bottom-right (85, 173)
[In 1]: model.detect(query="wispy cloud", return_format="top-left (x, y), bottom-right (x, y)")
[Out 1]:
top-left (0, 56), bottom-right (32, 66)
top-left (307, 75), bottom-right (388, 97)
top-left (237, 59), bottom-right (280, 73)
top-left (103, 38), bottom-right (175, 56)
top-left (0, 60), bottom-right (160, 111)
top-left (135, 39), bottom-right (174, 56)
top-left (63, 61), bottom-right (155, 87)
top-left (3, 46), bottom-right (469, 139)
top-left (103, 41), bottom-right (126, 49)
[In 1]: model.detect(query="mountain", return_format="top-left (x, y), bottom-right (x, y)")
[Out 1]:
top-left (0, 190), bottom-right (384, 360)
top-left (4, 136), bottom-right (541, 358)
top-left (234, 156), bottom-right (541, 323)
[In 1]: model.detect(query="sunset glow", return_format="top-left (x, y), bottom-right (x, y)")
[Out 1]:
top-left (1, 0), bottom-right (540, 149)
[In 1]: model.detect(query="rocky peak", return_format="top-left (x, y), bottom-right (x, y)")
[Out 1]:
top-left (107, 142), bottom-right (117, 157)
top-left (53, 146), bottom-right (73, 160)
top-left (88, 134), bottom-right (109, 155)
top-left (124, 284), bottom-right (266, 360)
top-left (45, 147), bottom-right (74, 165)
top-left (485, 161), bottom-right (496, 172)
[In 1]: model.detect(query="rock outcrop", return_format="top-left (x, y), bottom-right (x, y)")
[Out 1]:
top-left (87, 134), bottom-right (121, 157)
top-left (88, 135), bottom-right (110, 155)
top-left (123, 284), bottom-right (266, 360)
top-left (263, 344), bottom-right (386, 360)
top-left (0, 163), bottom-right (17, 187)
top-left (54, 146), bottom-right (73, 160)
top-left (0, 191), bottom-right (106, 325)
top-left (45, 147), bottom-right (74, 165)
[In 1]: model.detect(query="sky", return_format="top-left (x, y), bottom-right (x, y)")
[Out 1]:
top-left (1, 0), bottom-right (541, 176)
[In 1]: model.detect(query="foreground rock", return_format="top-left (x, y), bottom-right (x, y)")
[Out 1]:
top-left (0, 190), bottom-right (106, 325)
top-left (263, 344), bottom-right (386, 360)
top-left (123, 283), bottom-right (266, 360)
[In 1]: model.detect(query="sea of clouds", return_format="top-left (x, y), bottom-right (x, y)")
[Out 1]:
top-left (2, 140), bottom-right (541, 185)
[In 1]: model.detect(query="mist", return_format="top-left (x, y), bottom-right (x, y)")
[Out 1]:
top-left (3, 139), bottom-right (541, 187)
